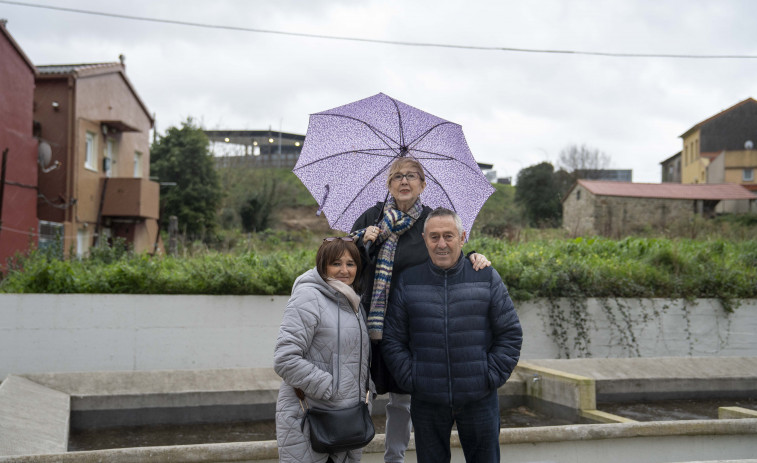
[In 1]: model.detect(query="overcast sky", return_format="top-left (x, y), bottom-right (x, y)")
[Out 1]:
top-left (4, 0), bottom-right (757, 183)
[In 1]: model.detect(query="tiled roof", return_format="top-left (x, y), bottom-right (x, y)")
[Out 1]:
top-left (34, 61), bottom-right (153, 126)
top-left (659, 151), bottom-right (681, 165)
top-left (680, 97), bottom-right (757, 138)
top-left (36, 62), bottom-right (121, 75)
top-left (577, 179), bottom-right (757, 200)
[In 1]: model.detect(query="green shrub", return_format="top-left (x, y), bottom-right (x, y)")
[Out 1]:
top-left (2, 236), bottom-right (755, 308)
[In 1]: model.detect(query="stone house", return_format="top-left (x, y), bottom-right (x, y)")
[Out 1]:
top-left (34, 60), bottom-right (159, 257)
top-left (562, 180), bottom-right (756, 237)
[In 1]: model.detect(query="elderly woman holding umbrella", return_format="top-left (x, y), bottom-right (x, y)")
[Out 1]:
top-left (351, 157), bottom-right (491, 463)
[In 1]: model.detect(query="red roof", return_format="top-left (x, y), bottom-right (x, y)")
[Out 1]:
top-left (576, 180), bottom-right (757, 200)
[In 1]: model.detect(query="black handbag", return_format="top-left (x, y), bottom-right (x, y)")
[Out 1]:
top-left (300, 394), bottom-right (374, 454)
top-left (297, 322), bottom-right (375, 454)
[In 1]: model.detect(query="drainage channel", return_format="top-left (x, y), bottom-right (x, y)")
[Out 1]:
top-left (68, 406), bottom-right (576, 451)
top-left (599, 397), bottom-right (757, 422)
top-left (69, 398), bottom-right (757, 451)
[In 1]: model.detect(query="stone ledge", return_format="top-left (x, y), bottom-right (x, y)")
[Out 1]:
top-left (719, 406), bottom-right (757, 419)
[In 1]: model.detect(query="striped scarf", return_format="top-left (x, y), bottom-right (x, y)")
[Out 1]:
top-left (359, 197), bottom-right (423, 340)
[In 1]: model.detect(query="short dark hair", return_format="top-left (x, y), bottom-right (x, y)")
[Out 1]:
top-left (315, 238), bottom-right (362, 292)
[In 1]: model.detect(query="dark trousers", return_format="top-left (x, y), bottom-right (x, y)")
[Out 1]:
top-left (410, 390), bottom-right (500, 463)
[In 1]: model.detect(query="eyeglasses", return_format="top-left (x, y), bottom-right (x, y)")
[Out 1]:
top-left (323, 237), bottom-right (354, 242)
top-left (390, 171), bottom-right (422, 183)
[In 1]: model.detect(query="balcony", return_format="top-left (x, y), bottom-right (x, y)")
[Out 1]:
top-left (100, 177), bottom-right (159, 219)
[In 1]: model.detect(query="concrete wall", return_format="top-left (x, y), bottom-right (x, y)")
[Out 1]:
top-left (1, 295), bottom-right (755, 378)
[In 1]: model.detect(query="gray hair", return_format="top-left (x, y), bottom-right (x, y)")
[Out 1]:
top-left (423, 207), bottom-right (463, 236)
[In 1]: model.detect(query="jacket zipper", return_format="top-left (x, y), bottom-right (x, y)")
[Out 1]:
top-left (444, 270), bottom-right (453, 406)
top-left (356, 308), bottom-right (364, 401)
top-left (335, 300), bottom-right (341, 393)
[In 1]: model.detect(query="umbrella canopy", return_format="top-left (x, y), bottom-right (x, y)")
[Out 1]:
top-left (293, 93), bottom-right (495, 235)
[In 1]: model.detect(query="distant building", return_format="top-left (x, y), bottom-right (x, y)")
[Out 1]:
top-left (674, 97), bottom-right (757, 213)
top-left (0, 21), bottom-right (38, 271)
top-left (660, 152), bottom-right (682, 183)
top-left (35, 60), bottom-right (159, 257)
top-left (206, 130), bottom-right (305, 169)
top-left (574, 169), bottom-right (632, 182)
top-left (477, 162), bottom-right (496, 183)
top-left (562, 180), bottom-right (756, 237)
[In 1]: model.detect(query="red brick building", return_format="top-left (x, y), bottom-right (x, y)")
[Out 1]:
top-left (0, 21), bottom-right (38, 272)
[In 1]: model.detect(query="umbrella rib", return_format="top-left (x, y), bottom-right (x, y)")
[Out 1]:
top-left (407, 121), bottom-right (456, 149)
top-left (311, 113), bottom-right (402, 152)
top-left (409, 149), bottom-right (486, 177)
top-left (387, 96), bottom-right (406, 150)
top-left (331, 158), bottom-right (396, 225)
top-left (423, 169), bottom-right (458, 214)
top-left (293, 149), bottom-right (399, 171)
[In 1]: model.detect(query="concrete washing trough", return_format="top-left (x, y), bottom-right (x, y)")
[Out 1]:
top-left (1, 357), bottom-right (756, 463)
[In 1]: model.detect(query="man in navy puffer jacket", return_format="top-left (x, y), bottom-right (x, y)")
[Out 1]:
top-left (382, 207), bottom-right (522, 463)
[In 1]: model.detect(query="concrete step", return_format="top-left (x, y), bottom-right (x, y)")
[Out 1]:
top-left (0, 376), bottom-right (70, 456)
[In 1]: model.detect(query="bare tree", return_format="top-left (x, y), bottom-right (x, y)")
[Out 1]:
top-left (557, 144), bottom-right (611, 179)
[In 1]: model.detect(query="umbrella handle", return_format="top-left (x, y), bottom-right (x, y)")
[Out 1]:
top-left (363, 240), bottom-right (375, 263)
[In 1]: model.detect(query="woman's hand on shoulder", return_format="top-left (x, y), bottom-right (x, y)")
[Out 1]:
top-left (470, 252), bottom-right (491, 271)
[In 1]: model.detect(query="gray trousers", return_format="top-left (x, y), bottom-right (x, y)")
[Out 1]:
top-left (384, 392), bottom-right (412, 463)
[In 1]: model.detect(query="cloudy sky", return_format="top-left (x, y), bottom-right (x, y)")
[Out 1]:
top-left (3, 0), bottom-right (757, 183)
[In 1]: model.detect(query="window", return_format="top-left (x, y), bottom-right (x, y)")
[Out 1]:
top-left (134, 151), bottom-right (142, 177)
top-left (744, 168), bottom-right (754, 182)
top-left (576, 190), bottom-right (581, 200)
top-left (85, 132), bottom-right (96, 170)
top-left (38, 221), bottom-right (64, 258)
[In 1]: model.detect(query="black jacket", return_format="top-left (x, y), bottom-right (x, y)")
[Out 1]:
top-left (351, 203), bottom-right (433, 310)
top-left (382, 252), bottom-right (522, 407)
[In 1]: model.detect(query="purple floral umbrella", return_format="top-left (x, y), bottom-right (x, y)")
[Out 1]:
top-left (293, 93), bottom-right (495, 236)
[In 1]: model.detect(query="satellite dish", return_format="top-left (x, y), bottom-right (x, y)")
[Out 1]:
top-left (745, 140), bottom-right (754, 149)
top-left (38, 140), bottom-right (52, 168)
top-left (37, 140), bottom-right (61, 173)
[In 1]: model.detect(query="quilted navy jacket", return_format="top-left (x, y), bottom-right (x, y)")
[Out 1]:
top-left (382, 252), bottom-right (522, 407)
